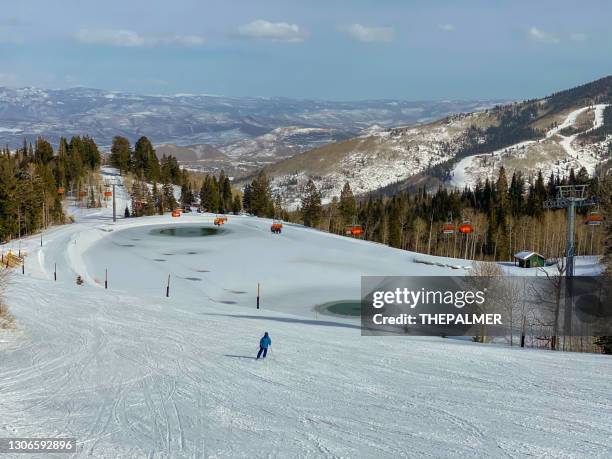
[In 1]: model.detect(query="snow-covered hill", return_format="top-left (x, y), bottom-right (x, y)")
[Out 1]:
top-left (265, 111), bottom-right (496, 208)
top-left (1, 169), bottom-right (610, 457)
top-left (451, 104), bottom-right (611, 188)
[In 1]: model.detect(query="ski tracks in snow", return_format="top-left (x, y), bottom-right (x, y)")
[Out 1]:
top-left (2, 205), bottom-right (612, 457)
top-left (453, 104), bottom-right (610, 188)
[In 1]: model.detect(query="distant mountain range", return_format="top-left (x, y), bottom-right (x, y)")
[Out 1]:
top-left (2, 80), bottom-right (610, 207)
top-left (0, 86), bottom-right (502, 176)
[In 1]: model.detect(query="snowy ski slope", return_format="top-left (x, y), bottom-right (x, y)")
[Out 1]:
top-left (1, 173), bottom-right (611, 458)
top-left (451, 104), bottom-right (610, 189)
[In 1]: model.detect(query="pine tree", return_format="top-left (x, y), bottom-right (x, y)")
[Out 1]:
top-left (495, 166), bottom-right (509, 213)
top-left (527, 171), bottom-right (547, 217)
top-left (575, 166), bottom-right (589, 184)
top-left (509, 172), bottom-right (525, 216)
top-left (162, 182), bottom-right (178, 211)
top-left (249, 171), bottom-right (272, 217)
top-left (493, 167), bottom-right (510, 259)
top-left (387, 200), bottom-right (402, 248)
top-left (218, 170), bottom-right (232, 212)
top-left (81, 136), bottom-right (101, 170)
top-left (54, 137), bottom-right (68, 188)
top-left (160, 155), bottom-right (182, 184)
top-left (232, 194), bottom-right (242, 214)
top-left (133, 136), bottom-right (160, 182)
top-left (180, 183), bottom-right (193, 208)
top-left (34, 137), bottom-right (54, 164)
top-left (301, 179), bottom-right (322, 227)
top-left (242, 184), bottom-right (252, 213)
top-left (339, 181), bottom-right (356, 225)
top-left (130, 180), bottom-right (144, 217)
top-left (110, 136), bottom-right (131, 174)
top-left (200, 175), bottom-right (219, 212)
top-left (568, 168), bottom-right (576, 185)
top-left (67, 137), bottom-right (84, 188)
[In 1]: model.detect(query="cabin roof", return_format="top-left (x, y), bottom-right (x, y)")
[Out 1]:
top-left (514, 251), bottom-right (545, 261)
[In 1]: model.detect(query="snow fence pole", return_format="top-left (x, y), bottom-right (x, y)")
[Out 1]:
top-left (54, 263), bottom-right (57, 281)
top-left (166, 274), bottom-right (171, 298)
top-left (257, 283), bottom-right (260, 309)
top-left (105, 268), bottom-right (108, 289)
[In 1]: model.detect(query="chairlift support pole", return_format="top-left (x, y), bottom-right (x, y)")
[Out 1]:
top-left (543, 185), bottom-right (595, 279)
top-left (566, 198), bottom-right (576, 277)
top-left (543, 184), bottom-right (595, 345)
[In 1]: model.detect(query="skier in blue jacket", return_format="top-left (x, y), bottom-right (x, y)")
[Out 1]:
top-left (257, 332), bottom-right (271, 359)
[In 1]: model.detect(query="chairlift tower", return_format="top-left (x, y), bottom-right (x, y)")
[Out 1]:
top-left (103, 178), bottom-right (119, 223)
top-left (543, 185), bottom-right (596, 277)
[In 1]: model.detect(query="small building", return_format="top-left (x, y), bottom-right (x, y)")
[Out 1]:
top-left (513, 251), bottom-right (546, 268)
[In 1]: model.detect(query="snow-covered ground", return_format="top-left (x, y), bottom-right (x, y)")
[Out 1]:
top-left (451, 140), bottom-right (537, 189)
top-left (452, 104), bottom-right (610, 189)
top-left (1, 170), bottom-right (611, 458)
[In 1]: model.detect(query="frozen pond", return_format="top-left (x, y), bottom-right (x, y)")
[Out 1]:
top-left (318, 300), bottom-right (361, 317)
top-left (151, 226), bottom-right (223, 237)
top-left (77, 217), bottom-right (457, 319)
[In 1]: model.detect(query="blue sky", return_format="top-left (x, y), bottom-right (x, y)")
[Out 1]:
top-left (1, 0), bottom-right (610, 100)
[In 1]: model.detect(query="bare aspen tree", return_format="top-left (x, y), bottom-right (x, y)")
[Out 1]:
top-left (467, 261), bottom-right (505, 343)
top-left (535, 257), bottom-right (566, 351)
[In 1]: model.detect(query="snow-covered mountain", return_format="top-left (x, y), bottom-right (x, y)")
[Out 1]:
top-left (451, 103), bottom-right (610, 189)
top-left (0, 86), bottom-right (499, 156)
top-left (262, 75), bottom-right (612, 207)
top-left (264, 112), bottom-right (495, 208)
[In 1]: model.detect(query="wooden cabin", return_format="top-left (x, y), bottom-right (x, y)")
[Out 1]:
top-left (513, 251), bottom-right (545, 268)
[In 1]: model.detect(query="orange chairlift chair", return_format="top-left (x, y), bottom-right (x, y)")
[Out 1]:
top-left (344, 219), bottom-right (364, 237)
top-left (271, 220), bottom-right (283, 234)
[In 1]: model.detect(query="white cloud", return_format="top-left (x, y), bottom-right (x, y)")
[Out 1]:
top-left (237, 20), bottom-right (307, 43)
top-left (75, 29), bottom-right (205, 47)
top-left (438, 24), bottom-right (456, 32)
top-left (528, 26), bottom-right (560, 44)
top-left (338, 24), bottom-right (394, 43)
top-left (570, 32), bottom-right (587, 42)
